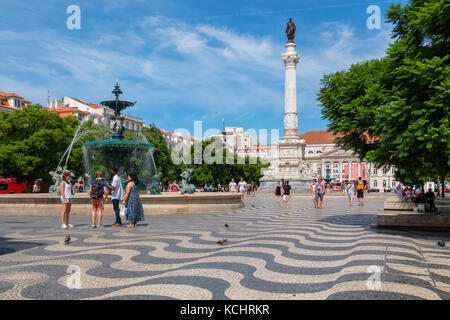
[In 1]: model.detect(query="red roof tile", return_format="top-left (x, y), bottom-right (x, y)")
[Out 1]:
top-left (298, 130), bottom-right (341, 145)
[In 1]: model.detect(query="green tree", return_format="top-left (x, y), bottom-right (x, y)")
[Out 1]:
top-left (0, 105), bottom-right (79, 187)
top-left (318, 0), bottom-right (449, 195)
top-left (139, 125), bottom-right (182, 185)
top-left (187, 138), bottom-right (269, 187)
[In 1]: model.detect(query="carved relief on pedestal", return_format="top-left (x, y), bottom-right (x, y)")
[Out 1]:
top-left (298, 159), bottom-right (316, 179)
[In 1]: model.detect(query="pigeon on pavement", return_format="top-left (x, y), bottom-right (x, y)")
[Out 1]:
top-left (64, 235), bottom-right (71, 244)
top-left (216, 239), bottom-right (228, 245)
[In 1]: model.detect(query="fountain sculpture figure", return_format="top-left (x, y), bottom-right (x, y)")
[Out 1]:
top-left (180, 169), bottom-right (196, 194)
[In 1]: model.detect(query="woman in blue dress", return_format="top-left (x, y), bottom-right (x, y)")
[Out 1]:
top-left (122, 173), bottom-right (144, 228)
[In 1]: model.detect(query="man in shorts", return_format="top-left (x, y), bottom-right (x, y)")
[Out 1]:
top-left (89, 171), bottom-right (108, 228)
top-left (356, 177), bottom-right (365, 206)
top-left (315, 177), bottom-right (326, 208)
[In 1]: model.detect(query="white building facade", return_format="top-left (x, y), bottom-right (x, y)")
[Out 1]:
top-left (0, 91), bottom-right (31, 113)
top-left (160, 129), bottom-right (198, 156)
top-left (212, 127), bottom-right (258, 153)
top-left (47, 96), bottom-right (143, 132)
top-left (240, 130), bottom-right (396, 190)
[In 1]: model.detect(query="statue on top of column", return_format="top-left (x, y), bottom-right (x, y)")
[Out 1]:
top-left (286, 18), bottom-right (296, 43)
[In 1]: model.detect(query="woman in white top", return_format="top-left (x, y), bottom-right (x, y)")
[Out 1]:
top-left (346, 180), bottom-right (355, 206)
top-left (60, 170), bottom-right (74, 229)
top-left (310, 179), bottom-right (317, 208)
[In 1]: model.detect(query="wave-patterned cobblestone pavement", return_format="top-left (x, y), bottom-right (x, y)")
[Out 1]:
top-left (0, 196), bottom-right (449, 300)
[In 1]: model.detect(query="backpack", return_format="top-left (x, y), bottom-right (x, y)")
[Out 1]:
top-left (90, 180), bottom-right (103, 199)
top-left (357, 181), bottom-right (364, 190)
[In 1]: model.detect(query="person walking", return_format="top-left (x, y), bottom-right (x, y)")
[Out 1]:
top-left (315, 177), bottom-right (326, 208)
top-left (274, 181), bottom-right (282, 205)
top-left (246, 181), bottom-right (252, 196)
top-left (251, 181), bottom-right (257, 197)
top-left (122, 173), bottom-right (144, 228)
top-left (356, 177), bottom-right (365, 206)
top-left (310, 179), bottom-right (317, 208)
top-left (60, 170), bottom-right (74, 229)
top-left (88, 171), bottom-right (108, 228)
top-left (107, 168), bottom-right (124, 227)
top-left (238, 177), bottom-right (247, 201)
top-left (346, 180), bottom-right (355, 206)
top-left (282, 181), bottom-right (292, 209)
top-left (229, 178), bottom-right (237, 192)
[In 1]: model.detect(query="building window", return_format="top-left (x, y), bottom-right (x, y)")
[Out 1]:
top-left (14, 99), bottom-right (21, 108)
top-left (317, 151), bottom-right (322, 154)
top-left (308, 151), bottom-right (313, 154)
top-left (317, 168), bottom-right (322, 176)
top-left (382, 167), bottom-right (387, 175)
top-left (392, 181), bottom-right (396, 187)
top-left (374, 180), bottom-right (378, 187)
top-left (392, 167), bottom-right (395, 174)
top-left (373, 168), bottom-right (377, 175)
top-left (383, 180), bottom-right (386, 187)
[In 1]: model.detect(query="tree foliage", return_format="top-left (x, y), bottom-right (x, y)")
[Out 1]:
top-left (318, 0), bottom-right (449, 190)
top-left (186, 138), bottom-right (269, 187)
top-left (0, 105), bottom-right (79, 184)
top-left (139, 125), bottom-right (182, 185)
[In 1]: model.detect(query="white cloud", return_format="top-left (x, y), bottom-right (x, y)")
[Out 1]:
top-left (0, 15), bottom-right (393, 130)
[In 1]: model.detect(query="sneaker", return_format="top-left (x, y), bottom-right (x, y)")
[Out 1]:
top-left (91, 224), bottom-right (96, 229)
top-left (62, 224), bottom-right (68, 229)
top-left (97, 225), bottom-right (103, 228)
top-left (67, 224), bottom-right (74, 228)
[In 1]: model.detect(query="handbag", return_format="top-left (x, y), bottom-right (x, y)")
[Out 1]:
top-left (119, 205), bottom-right (127, 219)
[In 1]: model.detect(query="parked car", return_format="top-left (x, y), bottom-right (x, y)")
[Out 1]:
top-left (368, 188), bottom-right (380, 193)
top-left (195, 186), bottom-right (203, 192)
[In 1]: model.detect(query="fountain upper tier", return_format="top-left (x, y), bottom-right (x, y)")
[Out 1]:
top-left (82, 83), bottom-right (155, 190)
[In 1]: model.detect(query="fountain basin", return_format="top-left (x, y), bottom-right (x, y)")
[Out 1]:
top-left (0, 193), bottom-right (243, 215)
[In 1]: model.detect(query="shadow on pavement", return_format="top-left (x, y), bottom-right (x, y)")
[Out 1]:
top-left (0, 237), bottom-right (45, 256)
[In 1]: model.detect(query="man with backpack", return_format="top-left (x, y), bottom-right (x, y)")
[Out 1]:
top-left (315, 177), bottom-right (326, 208)
top-left (89, 171), bottom-right (109, 228)
top-left (356, 177), bottom-right (365, 206)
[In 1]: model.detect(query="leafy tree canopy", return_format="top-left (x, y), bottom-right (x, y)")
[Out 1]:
top-left (318, 0), bottom-right (449, 190)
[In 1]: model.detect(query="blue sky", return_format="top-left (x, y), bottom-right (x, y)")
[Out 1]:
top-left (0, 0), bottom-right (408, 138)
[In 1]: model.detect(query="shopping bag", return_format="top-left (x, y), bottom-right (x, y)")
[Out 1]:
top-left (120, 205), bottom-right (127, 219)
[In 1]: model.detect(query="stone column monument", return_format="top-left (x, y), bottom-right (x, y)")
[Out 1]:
top-left (259, 19), bottom-right (316, 190)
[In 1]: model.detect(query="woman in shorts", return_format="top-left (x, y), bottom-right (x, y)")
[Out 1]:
top-left (60, 170), bottom-right (74, 229)
top-left (310, 179), bottom-right (317, 208)
top-left (274, 181), bottom-right (282, 205)
top-left (346, 180), bottom-right (355, 206)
